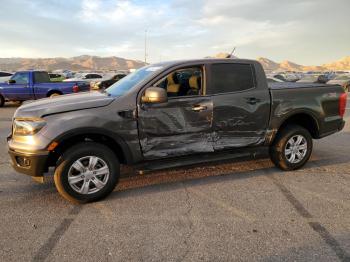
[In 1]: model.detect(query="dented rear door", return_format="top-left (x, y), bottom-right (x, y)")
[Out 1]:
top-left (207, 62), bottom-right (271, 150)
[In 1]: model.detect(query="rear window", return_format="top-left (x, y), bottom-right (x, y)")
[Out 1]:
top-left (34, 72), bottom-right (50, 83)
top-left (208, 63), bottom-right (254, 94)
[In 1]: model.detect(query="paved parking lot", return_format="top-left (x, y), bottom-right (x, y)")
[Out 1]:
top-left (0, 102), bottom-right (350, 261)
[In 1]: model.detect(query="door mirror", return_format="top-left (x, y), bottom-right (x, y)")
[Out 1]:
top-left (142, 87), bottom-right (168, 103)
top-left (8, 79), bottom-right (16, 84)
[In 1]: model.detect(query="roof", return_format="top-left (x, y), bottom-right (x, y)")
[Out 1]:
top-left (150, 58), bottom-right (259, 68)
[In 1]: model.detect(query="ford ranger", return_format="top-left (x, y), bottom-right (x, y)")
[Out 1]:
top-left (0, 70), bottom-right (90, 107)
top-left (7, 59), bottom-right (347, 203)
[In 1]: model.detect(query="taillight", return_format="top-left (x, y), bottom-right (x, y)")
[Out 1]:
top-left (339, 92), bottom-right (347, 117)
top-left (72, 85), bottom-right (79, 93)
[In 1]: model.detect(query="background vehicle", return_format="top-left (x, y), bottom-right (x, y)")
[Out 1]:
top-left (266, 76), bottom-right (284, 83)
top-left (297, 74), bottom-right (328, 84)
top-left (64, 73), bottom-right (103, 83)
top-left (327, 75), bottom-right (350, 92)
top-left (49, 73), bottom-right (65, 82)
top-left (0, 71), bottom-right (13, 82)
top-left (91, 73), bottom-right (127, 90)
top-left (8, 59), bottom-right (346, 203)
top-left (0, 70), bottom-right (90, 106)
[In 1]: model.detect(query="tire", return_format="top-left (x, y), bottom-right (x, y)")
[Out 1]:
top-left (54, 142), bottom-right (120, 203)
top-left (49, 92), bottom-right (61, 98)
top-left (269, 125), bottom-right (313, 171)
top-left (0, 95), bottom-right (4, 107)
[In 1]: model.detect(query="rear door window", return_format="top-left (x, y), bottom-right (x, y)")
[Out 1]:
top-left (208, 63), bottom-right (254, 94)
top-left (34, 72), bottom-right (50, 83)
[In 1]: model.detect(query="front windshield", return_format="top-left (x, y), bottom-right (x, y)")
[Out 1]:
top-left (106, 65), bottom-right (163, 97)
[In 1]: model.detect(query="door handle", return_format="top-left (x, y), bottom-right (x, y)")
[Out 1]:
top-left (246, 97), bottom-right (260, 105)
top-left (192, 105), bottom-right (207, 112)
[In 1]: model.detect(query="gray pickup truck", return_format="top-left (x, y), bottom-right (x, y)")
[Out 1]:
top-left (7, 59), bottom-right (347, 203)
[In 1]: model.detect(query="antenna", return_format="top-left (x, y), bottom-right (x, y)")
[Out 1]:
top-left (144, 29), bottom-right (148, 64)
top-left (227, 47), bottom-right (236, 58)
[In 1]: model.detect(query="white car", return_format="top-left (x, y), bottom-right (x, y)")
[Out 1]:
top-left (64, 73), bottom-right (104, 83)
top-left (0, 72), bottom-right (13, 83)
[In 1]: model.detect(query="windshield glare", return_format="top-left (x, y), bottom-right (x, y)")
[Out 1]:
top-left (106, 66), bottom-right (163, 97)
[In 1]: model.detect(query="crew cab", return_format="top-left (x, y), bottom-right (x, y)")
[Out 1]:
top-left (0, 70), bottom-right (90, 107)
top-left (7, 59), bottom-right (347, 203)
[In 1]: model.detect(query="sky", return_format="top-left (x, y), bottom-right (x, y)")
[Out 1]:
top-left (0, 0), bottom-right (349, 65)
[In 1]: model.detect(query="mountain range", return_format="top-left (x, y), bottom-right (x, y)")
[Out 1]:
top-left (0, 55), bottom-right (146, 72)
top-left (257, 56), bottom-right (350, 72)
top-left (0, 54), bottom-right (350, 72)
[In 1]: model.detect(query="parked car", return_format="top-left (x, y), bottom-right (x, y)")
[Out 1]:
top-left (267, 76), bottom-right (284, 83)
top-left (327, 75), bottom-right (350, 92)
top-left (64, 73), bottom-right (103, 83)
top-left (297, 75), bottom-right (328, 84)
top-left (49, 73), bottom-right (65, 82)
top-left (7, 59), bottom-right (346, 203)
top-left (91, 73), bottom-right (127, 90)
top-left (0, 70), bottom-right (90, 106)
top-left (0, 71), bottom-right (13, 83)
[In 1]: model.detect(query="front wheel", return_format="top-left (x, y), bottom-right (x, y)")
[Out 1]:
top-left (0, 95), bottom-right (4, 107)
top-left (269, 125), bottom-right (313, 171)
top-left (54, 142), bottom-right (120, 203)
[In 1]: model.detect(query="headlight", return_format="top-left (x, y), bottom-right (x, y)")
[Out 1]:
top-left (13, 118), bottom-right (46, 136)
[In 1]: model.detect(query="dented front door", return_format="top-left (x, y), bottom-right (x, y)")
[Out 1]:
top-left (138, 96), bottom-right (214, 159)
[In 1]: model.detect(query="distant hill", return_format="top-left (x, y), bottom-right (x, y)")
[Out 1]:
top-left (0, 55), bottom-right (146, 72)
top-left (1, 54), bottom-right (350, 72)
top-left (257, 56), bottom-right (350, 72)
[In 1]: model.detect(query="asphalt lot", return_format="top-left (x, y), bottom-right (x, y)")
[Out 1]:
top-left (0, 101), bottom-right (350, 262)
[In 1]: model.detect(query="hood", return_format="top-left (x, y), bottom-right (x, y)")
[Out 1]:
top-left (14, 91), bottom-right (115, 118)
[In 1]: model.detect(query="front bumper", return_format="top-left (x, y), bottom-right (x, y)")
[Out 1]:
top-left (8, 149), bottom-right (49, 177)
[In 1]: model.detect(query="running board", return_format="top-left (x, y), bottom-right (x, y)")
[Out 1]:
top-left (134, 148), bottom-right (266, 174)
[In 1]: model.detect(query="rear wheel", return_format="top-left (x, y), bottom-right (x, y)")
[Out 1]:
top-left (54, 142), bottom-right (120, 203)
top-left (49, 92), bottom-right (61, 98)
top-left (269, 125), bottom-right (313, 171)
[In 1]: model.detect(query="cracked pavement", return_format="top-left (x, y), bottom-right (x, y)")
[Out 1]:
top-left (0, 101), bottom-right (350, 261)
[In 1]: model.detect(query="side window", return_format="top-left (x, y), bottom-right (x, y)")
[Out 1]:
top-left (208, 63), bottom-right (254, 94)
top-left (34, 72), bottom-right (50, 83)
top-left (155, 67), bottom-right (203, 97)
top-left (11, 72), bottom-right (29, 85)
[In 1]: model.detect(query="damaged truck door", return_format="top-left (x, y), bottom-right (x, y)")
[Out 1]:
top-left (138, 65), bottom-right (214, 158)
top-left (208, 62), bottom-right (270, 150)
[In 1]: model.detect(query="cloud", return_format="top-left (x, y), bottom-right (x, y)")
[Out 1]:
top-left (0, 0), bottom-right (349, 65)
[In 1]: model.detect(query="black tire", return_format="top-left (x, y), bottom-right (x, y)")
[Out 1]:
top-left (0, 95), bottom-right (4, 107)
top-left (54, 142), bottom-right (120, 203)
top-left (269, 125), bottom-right (313, 171)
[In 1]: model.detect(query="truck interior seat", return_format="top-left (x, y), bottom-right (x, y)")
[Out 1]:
top-left (187, 75), bottom-right (201, 95)
top-left (166, 73), bottom-right (180, 97)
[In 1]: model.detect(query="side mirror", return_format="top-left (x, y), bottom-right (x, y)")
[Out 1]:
top-left (142, 87), bottom-right (168, 104)
top-left (8, 79), bottom-right (16, 84)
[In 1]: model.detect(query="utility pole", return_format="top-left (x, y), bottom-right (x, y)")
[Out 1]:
top-left (144, 29), bottom-right (148, 64)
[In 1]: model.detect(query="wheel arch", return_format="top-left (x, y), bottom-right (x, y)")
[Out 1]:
top-left (46, 90), bottom-right (63, 97)
top-left (47, 128), bottom-right (134, 168)
top-left (274, 112), bottom-right (320, 141)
